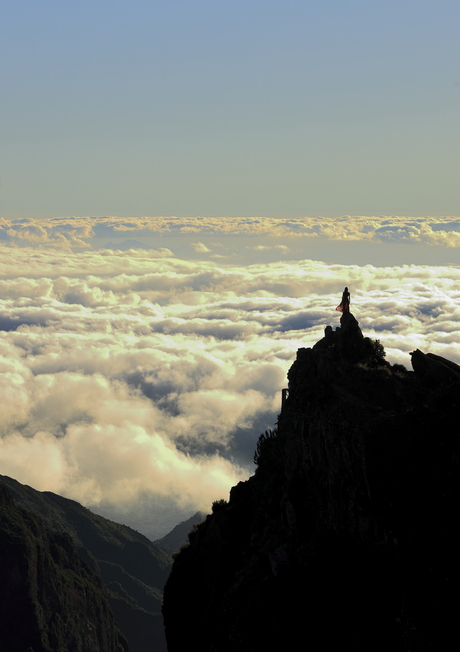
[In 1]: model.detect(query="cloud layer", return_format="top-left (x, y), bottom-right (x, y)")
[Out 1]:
top-left (3, 215), bottom-right (460, 250)
top-left (1, 233), bottom-right (460, 520)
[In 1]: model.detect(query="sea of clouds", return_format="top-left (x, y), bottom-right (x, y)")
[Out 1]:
top-left (1, 215), bottom-right (460, 535)
top-left (3, 214), bottom-right (460, 248)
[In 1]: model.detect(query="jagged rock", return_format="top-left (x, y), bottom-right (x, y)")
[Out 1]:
top-left (411, 348), bottom-right (460, 384)
top-left (163, 313), bottom-right (460, 651)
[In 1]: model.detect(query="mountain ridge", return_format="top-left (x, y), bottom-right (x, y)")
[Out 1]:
top-left (162, 311), bottom-right (460, 651)
top-left (154, 511), bottom-right (206, 555)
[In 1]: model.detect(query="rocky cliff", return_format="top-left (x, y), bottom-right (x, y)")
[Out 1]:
top-left (162, 312), bottom-right (460, 651)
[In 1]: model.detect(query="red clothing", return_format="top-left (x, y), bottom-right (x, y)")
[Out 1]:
top-left (336, 290), bottom-right (350, 312)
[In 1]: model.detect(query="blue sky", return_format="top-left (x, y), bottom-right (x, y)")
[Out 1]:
top-left (1, 0), bottom-right (459, 218)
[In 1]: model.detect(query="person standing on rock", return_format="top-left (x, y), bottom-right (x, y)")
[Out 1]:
top-left (336, 286), bottom-right (350, 313)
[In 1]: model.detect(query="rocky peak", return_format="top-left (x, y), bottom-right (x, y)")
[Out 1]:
top-left (163, 314), bottom-right (460, 651)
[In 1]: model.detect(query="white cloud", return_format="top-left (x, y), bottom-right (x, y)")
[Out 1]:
top-left (190, 242), bottom-right (212, 253)
top-left (3, 215), bottom-right (460, 250)
top-left (1, 240), bottom-right (460, 515)
top-left (247, 244), bottom-right (290, 254)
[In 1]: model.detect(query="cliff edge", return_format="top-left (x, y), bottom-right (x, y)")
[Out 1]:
top-left (162, 312), bottom-right (460, 651)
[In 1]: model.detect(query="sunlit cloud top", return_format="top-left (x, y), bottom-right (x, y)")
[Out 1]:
top-left (1, 236), bottom-right (460, 524)
top-left (2, 215), bottom-right (460, 250)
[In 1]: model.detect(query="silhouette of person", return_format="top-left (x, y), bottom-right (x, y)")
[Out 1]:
top-left (336, 286), bottom-right (350, 313)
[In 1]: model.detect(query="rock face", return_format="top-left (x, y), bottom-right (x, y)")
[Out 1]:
top-left (0, 484), bottom-right (127, 652)
top-left (162, 312), bottom-right (460, 651)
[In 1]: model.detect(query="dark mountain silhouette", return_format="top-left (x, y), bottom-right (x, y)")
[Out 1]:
top-left (0, 476), bottom-right (172, 652)
top-left (162, 311), bottom-right (460, 651)
top-left (0, 484), bottom-right (128, 652)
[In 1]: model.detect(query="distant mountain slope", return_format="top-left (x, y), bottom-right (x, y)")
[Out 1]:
top-left (0, 475), bottom-right (172, 652)
top-left (154, 511), bottom-right (206, 554)
top-left (0, 484), bottom-right (128, 652)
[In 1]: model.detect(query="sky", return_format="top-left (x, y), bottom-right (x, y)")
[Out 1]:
top-left (1, 2), bottom-right (460, 538)
top-left (1, 0), bottom-right (459, 217)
